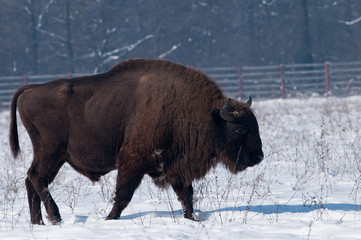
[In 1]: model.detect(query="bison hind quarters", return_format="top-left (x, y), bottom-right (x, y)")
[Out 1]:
top-left (57, 82), bottom-right (74, 105)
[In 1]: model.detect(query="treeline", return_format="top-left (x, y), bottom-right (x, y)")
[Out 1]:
top-left (1, 0), bottom-right (360, 75)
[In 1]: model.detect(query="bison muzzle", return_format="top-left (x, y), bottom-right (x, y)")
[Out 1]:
top-left (9, 59), bottom-right (263, 224)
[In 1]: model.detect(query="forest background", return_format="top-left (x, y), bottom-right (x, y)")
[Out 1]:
top-left (1, 0), bottom-right (361, 76)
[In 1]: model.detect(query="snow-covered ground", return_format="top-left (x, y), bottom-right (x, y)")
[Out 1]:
top-left (0, 96), bottom-right (361, 239)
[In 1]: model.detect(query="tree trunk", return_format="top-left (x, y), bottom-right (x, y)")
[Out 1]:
top-left (247, 0), bottom-right (258, 65)
top-left (65, 0), bottom-right (74, 73)
top-left (30, 0), bottom-right (39, 74)
top-left (295, 0), bottom-right (313, 64)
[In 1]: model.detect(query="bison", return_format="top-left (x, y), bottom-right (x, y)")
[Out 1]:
top-left (9, 59), bottom-right (263, 225)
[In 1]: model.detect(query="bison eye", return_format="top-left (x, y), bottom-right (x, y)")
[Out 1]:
top-left (234, 127), bottom-right (248, 135)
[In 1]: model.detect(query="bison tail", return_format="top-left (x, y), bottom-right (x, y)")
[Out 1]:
top-left (9, 86), bottom-right (30, 158)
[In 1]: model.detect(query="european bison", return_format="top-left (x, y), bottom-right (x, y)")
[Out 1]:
top-left (9, 59), bottom-right (263, 225)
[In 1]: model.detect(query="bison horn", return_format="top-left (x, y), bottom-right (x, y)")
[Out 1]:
top-left (246, 96), bottom-right (252, 107)
top-left (220, 98), bottom-right (236, 122)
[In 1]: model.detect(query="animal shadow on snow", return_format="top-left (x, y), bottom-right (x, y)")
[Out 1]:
top-left (118, 203), bottom-right (361, 221)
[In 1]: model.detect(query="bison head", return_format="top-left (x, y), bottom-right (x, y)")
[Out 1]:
top-left (212, 97), bottom-right (264, 173)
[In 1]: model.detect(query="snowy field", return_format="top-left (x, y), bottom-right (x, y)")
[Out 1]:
top-left (0, 96), bottom-right (361, 239)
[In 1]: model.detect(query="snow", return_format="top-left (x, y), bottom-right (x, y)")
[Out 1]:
top-left (1, 96), bottom-right (361, 239)
top-left (159, 43), bottom-right (181, 59)
top-left (339, 16), bottom-right (361, 25)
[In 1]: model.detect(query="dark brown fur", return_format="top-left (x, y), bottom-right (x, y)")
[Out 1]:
top-left (9, 59), bottom-right (263, 224)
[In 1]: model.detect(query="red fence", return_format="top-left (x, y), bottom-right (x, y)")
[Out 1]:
top-left (1, 61), bottom-right (361, 109)
top-left (203, 61), bottom-right (361, 100)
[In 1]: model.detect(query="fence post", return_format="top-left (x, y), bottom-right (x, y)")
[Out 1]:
top-left (23, 75), bottom-right (28, 85)
top-left (280, 64), bottom-right (285, 99)
top-left (324, 62), bottom-right (329, 98)
top-left (237, 66), bottom-right (242, 101)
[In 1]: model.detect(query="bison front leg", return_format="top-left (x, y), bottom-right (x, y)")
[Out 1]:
top-left (106, 159), bottom-right (145, 220)
top-left (170, 178), bottom-right (196, 221)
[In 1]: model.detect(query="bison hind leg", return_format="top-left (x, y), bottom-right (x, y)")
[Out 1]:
top-left (25, 177), bottom-right (44, 225)
top-left (26, 152), bottom-right (66, 225)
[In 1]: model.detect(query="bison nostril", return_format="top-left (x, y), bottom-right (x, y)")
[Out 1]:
top-left (246, 154), bottom-right (264, 167)
top-left (251, 153), bottom-right (263, 165)
top-left (255, 154), bottom-right (264, 164)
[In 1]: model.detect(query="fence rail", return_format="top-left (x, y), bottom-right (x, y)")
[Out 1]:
top-left (204, 61), bottom-right (361, 100)
top-left (1, 61), bottom-right (361, 110)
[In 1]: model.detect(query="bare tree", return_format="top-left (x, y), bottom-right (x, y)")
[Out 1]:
top-left (28, 0), bottom-right (39, 74)
top-left (65, 0), bottom-right (74, 73)
top-left (295, 0), bottom-right (313, 64)
top-left (1, 0), bottom-right (361, 76)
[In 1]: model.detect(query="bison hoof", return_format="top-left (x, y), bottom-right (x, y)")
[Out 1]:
top-left (185, 213), bottom-right (198, 222)
top-left (105, 212), bottom-right (120, 220)
top-left (48, 216), bottom-right (62, 225)
top-left (106, 204), bottom-right (123, 220)
top-left (32, 219), bottom-right (45, 225)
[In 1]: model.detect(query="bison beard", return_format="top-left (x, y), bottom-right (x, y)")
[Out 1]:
top-left (9, 59), bottom-right (263, 225)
